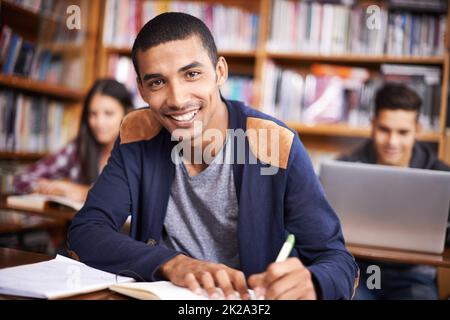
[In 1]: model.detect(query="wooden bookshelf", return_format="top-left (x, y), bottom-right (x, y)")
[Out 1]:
top-left (287, 122), bottom-right (442, 143)
top-left (260, 0), bottom-right (449, 159)
top-left (104, 46), bottom-right (256, 58)
top-left (268, 53), bottom-right (446, 65)
top-left (1, 1), bottom-right (58, 23)
top-left (0, 0), bottom-right (100, 162)
top-left (1, 1), bottom-right (41, 29)
top-left (0, 75), bottom-right (85, 100)
top-left (94, 0), bottom-right (450, 160)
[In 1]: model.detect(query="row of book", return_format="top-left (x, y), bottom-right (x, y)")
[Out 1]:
top-left (220, 75), bottom-right (254, 107)
top-left (0, 161), bottom-right (28, 194)
top-left (107, 54), bottom-right (254, 108)
top-left (268, 0), bottom-right (446, 57)
top-left (5, 0), bottom-right (89, 45)
top-left (107, 54), bottom-right (146, 108)
top-left (0, 90), bottom-right (79, 154)
top-left (103, 0), bottom-right (259, 51)
top-left (0, 25), bottom-right (84, 88)
top-left (4, 0), bottom-right (57, 14)
top-left (261, 62), bottom-right (441, 131)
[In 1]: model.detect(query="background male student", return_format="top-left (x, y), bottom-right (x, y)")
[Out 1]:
top-left (339, 83), bottom-right (450, 300)
top-left (67, 12), bottom-right (359, 300)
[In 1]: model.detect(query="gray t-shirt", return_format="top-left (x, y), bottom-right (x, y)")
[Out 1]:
top-left (162, 137), bottom-right (240, 268)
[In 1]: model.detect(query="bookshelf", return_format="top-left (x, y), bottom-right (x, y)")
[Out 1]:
top-left (0, 74), bottom-right (85, 100)
top-left (94, 0), bottom-right (449, 163)
top-left (0, 0), bottom-right (101, 193)
top-left (262, 0), bottom-right (449, 163)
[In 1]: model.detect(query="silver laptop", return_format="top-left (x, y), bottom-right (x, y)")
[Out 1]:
top-left (319, 160), bottom-right (450, 254)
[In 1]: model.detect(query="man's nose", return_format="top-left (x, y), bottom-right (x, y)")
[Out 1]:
top-left (387, 133), bottom-right (399, 146)
top-left (166, 81), bottom-right (189, 108)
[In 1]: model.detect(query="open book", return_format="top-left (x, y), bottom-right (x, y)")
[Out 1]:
top-left (0, 255), bottom-right (134, 299)
top-left (110, 281), bottom-right (207, 300)
top-left (6, 193), bottom-right (83, 211)
top-left (109, 282), bottom-right (256, 300)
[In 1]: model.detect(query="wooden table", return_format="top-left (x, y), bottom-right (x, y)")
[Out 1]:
top-left (348, 244), bottom-right (450, 268)
top-left (0, 195), bottom-right (76, 251)
top-left (0, 247), bottom-right (128, 300)
top-left (1, 244), bottom-right (449, 299)
top-left (348, 244), bottom-right (450, 299)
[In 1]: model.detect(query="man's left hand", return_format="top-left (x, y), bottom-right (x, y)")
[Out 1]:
top-left (248, 257), bottom-right (317, 300)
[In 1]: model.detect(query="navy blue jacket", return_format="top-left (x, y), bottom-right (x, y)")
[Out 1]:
top-left (68, 99), bottom-right (359, 300)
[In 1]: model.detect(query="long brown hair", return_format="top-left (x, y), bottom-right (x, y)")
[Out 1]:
top-left (76, 79), bottom-right (133, 184)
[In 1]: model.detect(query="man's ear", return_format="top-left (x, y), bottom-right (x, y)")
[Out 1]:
top-left (216, 56), bottom-right (228, 87)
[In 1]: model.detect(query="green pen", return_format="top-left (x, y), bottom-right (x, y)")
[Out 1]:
top-left (275, 234), bottom-right (295, 262)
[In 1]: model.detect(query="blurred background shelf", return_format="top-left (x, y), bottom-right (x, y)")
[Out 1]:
top-left (0, 75), bottom-right (85, 100)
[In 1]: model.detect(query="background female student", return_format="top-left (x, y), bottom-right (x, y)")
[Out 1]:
top-left (13, 79), bottom-right (133, 203)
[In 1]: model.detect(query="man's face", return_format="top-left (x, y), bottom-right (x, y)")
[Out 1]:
top-left (372, 109), bottom-right (419, 167)
top-left (136, 35), bottom-right (227, 141)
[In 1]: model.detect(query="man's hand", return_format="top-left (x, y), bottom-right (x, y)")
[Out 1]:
top-left (159, 254), bottom-right (250, 300)
top-left (248, 257), bottom-right (317, 300)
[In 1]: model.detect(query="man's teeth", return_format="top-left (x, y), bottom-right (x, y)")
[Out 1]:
top-left (169, 110), bottom-right (198, 121)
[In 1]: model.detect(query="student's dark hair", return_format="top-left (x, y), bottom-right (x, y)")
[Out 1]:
top-left (131, 12), bottom-right (218, 79)
top-left (76, 79), bottom-right (133, 184)
top-left (374, 83), bottom-right (422, 118)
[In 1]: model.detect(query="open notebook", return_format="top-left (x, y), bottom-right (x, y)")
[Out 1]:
top-left (0, 255), bottom-right (134, 299)
top-left (109, 282), bottom-right (256, 300)
top-left (6, 193), bottom-right (83, 211)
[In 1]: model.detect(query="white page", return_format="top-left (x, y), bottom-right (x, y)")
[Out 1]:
top-left (111, 281), bottom-right (207, 300)
top-left (0, 255), bottom-right (134, 299)
top-left (110, 281), bottom-right (256, 300)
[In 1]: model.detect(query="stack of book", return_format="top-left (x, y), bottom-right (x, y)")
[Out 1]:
top-left (267, 0), bottom-right (446, 57)
top-left (220, 75), bottom-right (254, 107)
top-left (0, 25), bottom-right (84, 88)
top-left (262, 61), bottom-right (441, 130)
top-left (262, 62), bottom-right (373, 126)
top-left (107, 54), bottom-right (146, 108)
top-left (4, 0), bottom-right (57, 14)
top-left (0, 161), bottom-right (28, 194)
top-left (103, 0), bottom-right (259, 52)
top-left (0, 89), bottom-right (79, 154)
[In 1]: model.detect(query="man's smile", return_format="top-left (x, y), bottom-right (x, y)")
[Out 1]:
top-left (165, 107), bottom-right (202, 128)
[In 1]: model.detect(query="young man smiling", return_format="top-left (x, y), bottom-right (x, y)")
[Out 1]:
top-left (68, 13), bottom-right (358, 300)
top-left (340, 84), bottom-right (450, 299)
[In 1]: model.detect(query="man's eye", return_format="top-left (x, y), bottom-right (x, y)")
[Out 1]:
top-left (186, 71), bottom-right (200, 79)
top-left (150, 79), bottom-right (164, 88)
top-left (399, 130), bottom-right (409, 136)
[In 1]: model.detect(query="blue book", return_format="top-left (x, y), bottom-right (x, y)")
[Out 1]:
top-left (2, 33), bottom-right (22, 74)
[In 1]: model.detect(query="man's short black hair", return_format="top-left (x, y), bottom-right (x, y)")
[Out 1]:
top-left (374, 83), bottom-right (422, 117)
top-left (132, 12), bottom-right (218, 80)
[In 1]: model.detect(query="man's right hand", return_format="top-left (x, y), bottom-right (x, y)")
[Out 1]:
top-left (158, 254), bottom-right (251, 300)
